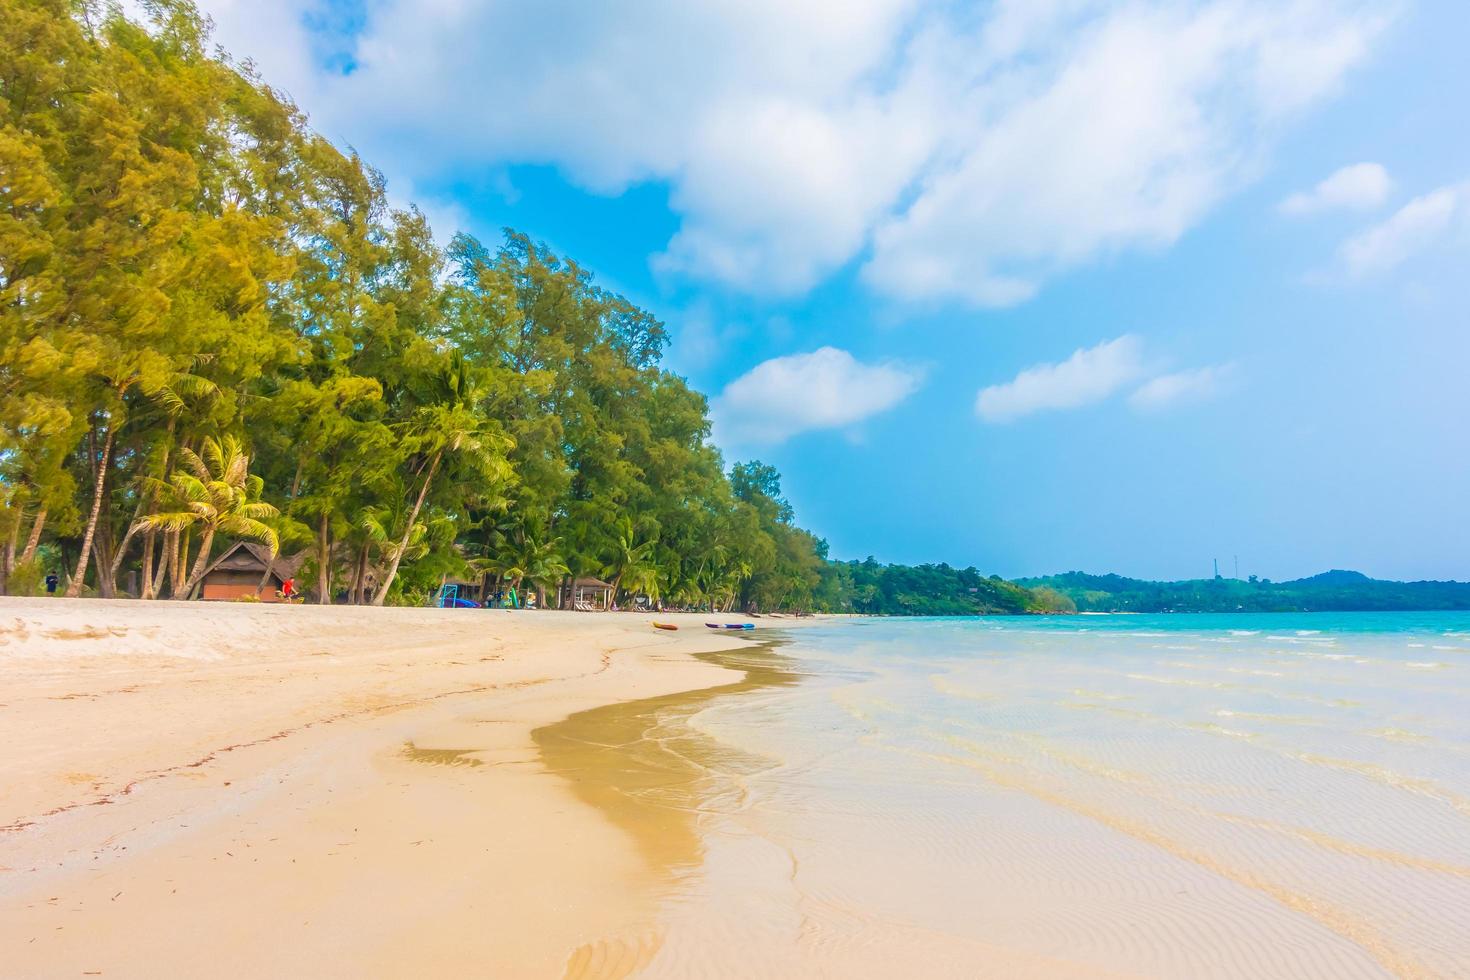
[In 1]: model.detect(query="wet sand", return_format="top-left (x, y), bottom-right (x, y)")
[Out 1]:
top-left (609, 616), bottom-right (1470, 979)
top-left (0, 598), bottom-right (808, 978)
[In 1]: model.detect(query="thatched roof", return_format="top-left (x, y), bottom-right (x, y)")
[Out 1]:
top-left (200, 541), bottom-right (305, 582)
top-left (571, 577), bottom-right (613, 589)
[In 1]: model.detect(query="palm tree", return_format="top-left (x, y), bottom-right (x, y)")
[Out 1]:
top-left (372, 353), bottom-right (511, 605)
top-left (485, 531), bottom-right (568, 608)
top-left (134, 435), bottom-right (279, 599)
top-left (358, 492), bottom-right (457, 605)
top-left (622, 561), bottom-right (662, 607)
top-left (112, 370), bottom-right (221, 597)
top-left (601, 517), bottom-right (657, 606)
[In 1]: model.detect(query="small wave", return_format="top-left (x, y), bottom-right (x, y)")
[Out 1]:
top-left (1213, 708), bottom-right (1320, 726)
top-left (1290, 752), bottom-right (1470, 817)
top-left (1368, 728), bottom-right (1431, 744)
top-left (1125, 673), bottom-right (1221, 689)
top-left (1189, 722), bottom-right (1256, 740)
top-left (1405, 662), bottom-right (1450, 670)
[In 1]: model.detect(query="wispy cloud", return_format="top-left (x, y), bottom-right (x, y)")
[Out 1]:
top-left (712, 347), bottom-right (923, 445)
top-left (1339, 181), bottom-right (1469, 276)
top-left (976, 336), bottom-right (1147, 422)
top-left (1128, 363), bottom-right (1234, 411)
top-left (1280, 162), bottom-right (1392, 215)
top-left (978, 337), bottom-right (1234, 421)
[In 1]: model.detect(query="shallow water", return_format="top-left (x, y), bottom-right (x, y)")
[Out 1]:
top-left (543, 615), bottom-right (1470, 977)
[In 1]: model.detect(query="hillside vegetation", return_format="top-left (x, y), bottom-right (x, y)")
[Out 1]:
top-left (1017, 570), bottom-right (1470, 613)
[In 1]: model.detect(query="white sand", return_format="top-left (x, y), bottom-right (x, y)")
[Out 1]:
top-left (0, 598), bottom-right (790, 978)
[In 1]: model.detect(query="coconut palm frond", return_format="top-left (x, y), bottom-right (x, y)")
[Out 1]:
top-left (135, 510), bottom-right (202, 533)
top-left (169, 473), bottom-right (209, 504)
top-left (155, 387), bottom-right (187, 417)
top-left (199, 436), bottom-right (226, 481)
top-left (170, 372), bottom-right (219, 399)
top-left (236, 501), bottom-right (280, 522)
top-left (177, 447), bottom-right (210, 484)
top-left (219, 517), bottom-right (279, 556)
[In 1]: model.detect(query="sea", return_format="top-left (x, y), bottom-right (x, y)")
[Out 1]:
top-left (581, 613), bottom-right (1470, 978)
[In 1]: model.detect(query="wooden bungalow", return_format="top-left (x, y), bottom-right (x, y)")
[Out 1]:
top-left (198, 542), bottom-right (304, 602)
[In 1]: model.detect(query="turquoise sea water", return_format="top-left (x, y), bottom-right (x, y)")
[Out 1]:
top-left (642, 613), bottom-right (1470, 978)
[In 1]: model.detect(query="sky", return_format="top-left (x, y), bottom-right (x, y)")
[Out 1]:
top-left (179, 0), bottom-right (1469, 582)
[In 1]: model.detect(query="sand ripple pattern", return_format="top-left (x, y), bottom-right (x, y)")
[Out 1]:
top-left (624, 614), bottom-right (1470, 979)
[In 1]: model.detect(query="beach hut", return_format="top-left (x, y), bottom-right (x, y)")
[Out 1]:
top-left (197, 542), bottom-right (303, 602)
top-left (565, 577), bottom-right (614, 611)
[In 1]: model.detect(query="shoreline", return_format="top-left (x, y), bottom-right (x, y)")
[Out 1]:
top-left (0, 597), bottom-right (824, 977)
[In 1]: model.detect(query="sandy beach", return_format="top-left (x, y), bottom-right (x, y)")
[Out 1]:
top-left (0, 598), bottom-right (796, 978)
top-left (8, 602), bottom-right (1467, 979)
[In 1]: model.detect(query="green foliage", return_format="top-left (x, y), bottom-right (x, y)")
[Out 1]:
top-left (813, 559), bottom-right (1042, 616)
top-left (1018, 570), bottom-right (1470, 613)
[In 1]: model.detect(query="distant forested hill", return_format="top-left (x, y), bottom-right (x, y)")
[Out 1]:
top-left (815, 560), bottom-right (1075, 615)
top-left (1014, 569), bottom-right (1470, 613)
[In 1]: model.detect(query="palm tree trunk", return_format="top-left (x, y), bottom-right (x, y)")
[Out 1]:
top-left (372, 449), bottom-right (442, 606)
top-left (141, 531), bottom-right (156, 600)
top-left (172, 527), bottom-right (191, 599)
top-left (92, 533), bottom-right (115, 598)
top-left (18, 506), bottom-right (46, 566)
top-left (107, 487), bottom-right (157, 594)
top-left (253, 552), bottom-right (277, 600)
top-left (157, 529), bottom-right (177, 600)
top-left (155, 530), bottom-right (170, 599)
top-left (155, 531), bottom-right (170, 599)
top-left (182, 527), bottom-right (216, 599)
top-left (67, 425), bottom-right (115, 597)
top-left (316, 514), bottom-right (332, 604)
top-left (351, 543), bottom-right (369, 605)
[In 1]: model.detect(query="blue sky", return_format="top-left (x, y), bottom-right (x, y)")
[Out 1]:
top-left (189, 0), bottom-right (1469, 581)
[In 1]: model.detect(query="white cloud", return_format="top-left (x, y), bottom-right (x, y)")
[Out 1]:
top-left (1280, 162), bottom-right (1392, 215)
top-left (1128, 363), bottom-right (1234, 411)
top-left (978, 337), bottom-right (1233, 420)
top-left (976, 336), bottom-right (1146, 422)
top-left (712, 347), bottom-right (923, 445)
top-left (187, 0), bottom-right (1391, 306)
top-left (1339, 182), bottom-right (1469, 275)
top-left (861, 1), bottom-right (1393, 305)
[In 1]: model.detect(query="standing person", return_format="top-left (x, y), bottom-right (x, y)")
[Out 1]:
top-left (45, 572), bottom-right (59, 596)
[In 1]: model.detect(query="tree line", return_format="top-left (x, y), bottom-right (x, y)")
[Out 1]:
top-left (2, 0), bottom-right (1090, 616)
top-left (0, 0), bottom-right (850, 611)
top-left (1018, 570), bottom-right (1470, 613)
